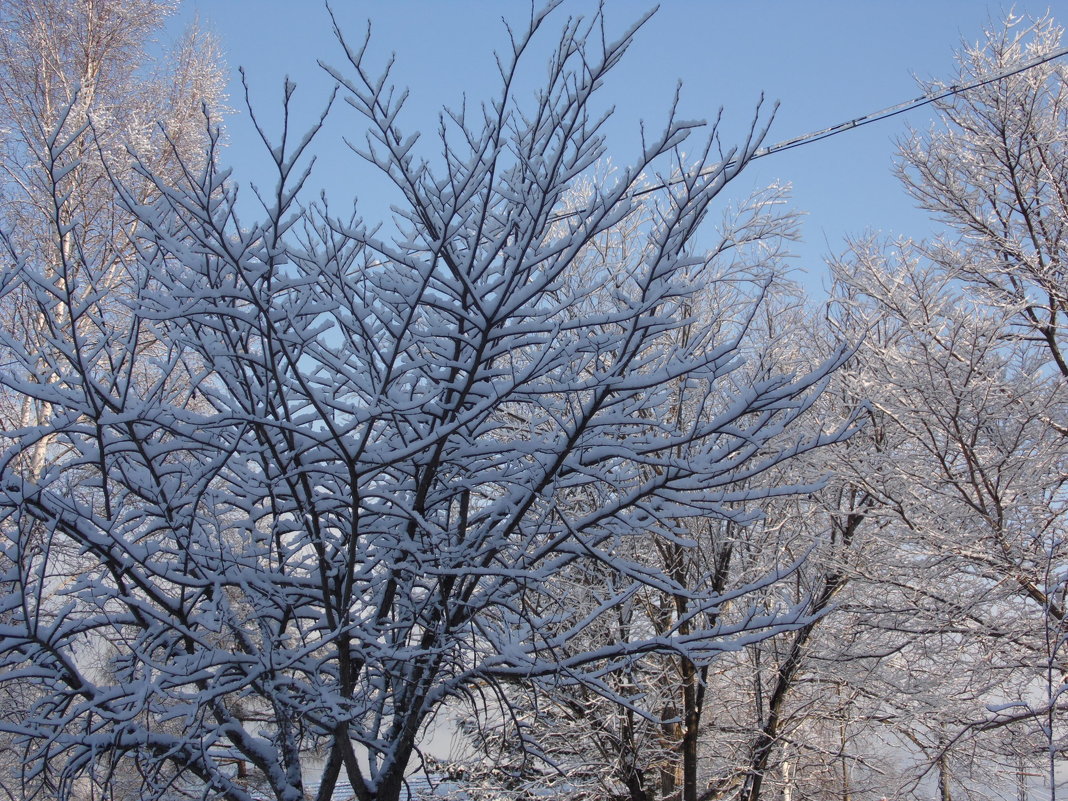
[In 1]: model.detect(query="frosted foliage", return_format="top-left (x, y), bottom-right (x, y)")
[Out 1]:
top-left (899, 12), bottom-right (1068, 378)
top-left (828, 241), bottom-right (1068, 800)
top-left (0, 7), bottom-right (848, 801)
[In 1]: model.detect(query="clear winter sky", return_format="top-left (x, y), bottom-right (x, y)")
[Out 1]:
top-left (167, 2), bottom-right (1068, 296)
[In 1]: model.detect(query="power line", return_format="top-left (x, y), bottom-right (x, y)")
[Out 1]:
top-left (749, 44), bottom-right (1068, 160)
top-left (584, 43), bottom-right (1068, 214)
top-left (353, 44), bottom-right (1068, 238)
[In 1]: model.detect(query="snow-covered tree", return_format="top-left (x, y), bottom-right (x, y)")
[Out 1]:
top-left (0, 6), bottom-right (852, 801)
top-left (443, 192), bottom-right (866, 801)
top-left (856, 13), bottom-right (1068, 797)
top-left (447, 12), bottom-right (1068, 801)
top-left (0, 2), bottom-right (224, 799)
top-left (898, 12), bottom-right (1068, 379)
top-left (829, 240), bottom-right (1068, 801)
top-left (718, 16), bottom-right (1068, 800)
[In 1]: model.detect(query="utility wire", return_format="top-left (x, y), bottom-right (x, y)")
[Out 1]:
top-left (556, 42), bottom-right (1068, 218)
top-left (351, 44), bottom-right (1068, 239)
top-left (747, 43), bottom-right (1068, 161)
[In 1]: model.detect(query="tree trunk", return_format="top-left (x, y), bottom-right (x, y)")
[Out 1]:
top-left (937, 753), bottom-right (952, 801)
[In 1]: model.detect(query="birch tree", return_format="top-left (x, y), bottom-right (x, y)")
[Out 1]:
top-left (0, 0), bottom-right (225, 470)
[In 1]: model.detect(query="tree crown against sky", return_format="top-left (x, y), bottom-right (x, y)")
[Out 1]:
top-left (174, 0), bottom-right (1068, 294)
top-left (0, 4), bottom-right (853, 801)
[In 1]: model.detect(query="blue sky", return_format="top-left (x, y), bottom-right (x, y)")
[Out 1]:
top-left (168, 2), bottom-right (1068, 295)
